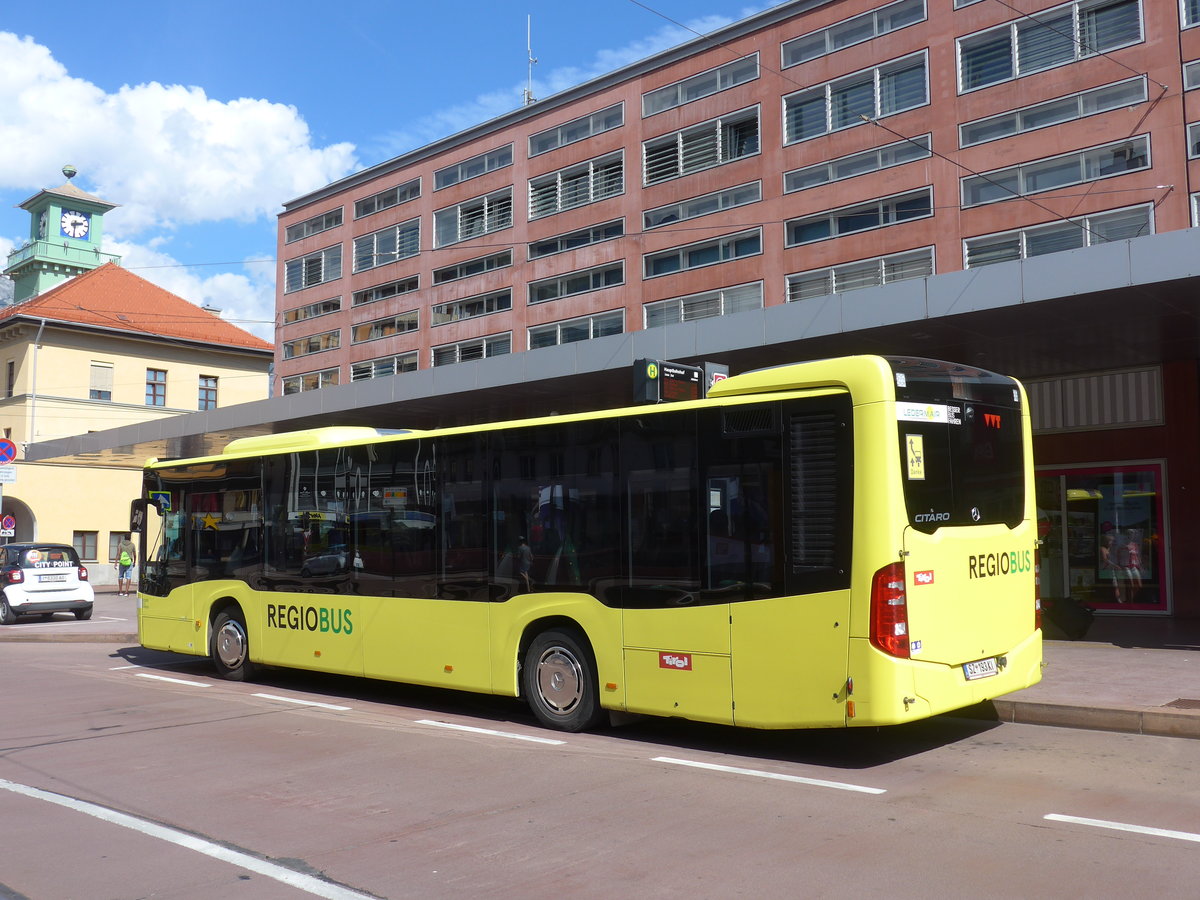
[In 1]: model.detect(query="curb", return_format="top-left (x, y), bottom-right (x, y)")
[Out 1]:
top-left (991, 698), bottom-right (1200, 740)
top-left (0, 632), bottom-right (138, 644)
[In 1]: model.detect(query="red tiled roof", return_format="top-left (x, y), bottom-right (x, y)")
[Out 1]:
top-left (0, 263), bottom-right (272, 352)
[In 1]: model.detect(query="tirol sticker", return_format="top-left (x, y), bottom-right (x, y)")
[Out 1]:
top-left (906, 434), bottom-right (925, 481)
top-left (659, 652), bottom-right (692, 670)
top-left (914, 570), bottom-right (934, 585)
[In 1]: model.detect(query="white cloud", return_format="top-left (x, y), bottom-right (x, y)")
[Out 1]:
top-left (0, 32), bottom-right (358, 237)
top-left (109, 240), bottom-right (277, 343)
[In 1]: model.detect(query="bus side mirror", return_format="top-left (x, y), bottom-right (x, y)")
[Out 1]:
top-left (130, 499), bottom-right (148, 533)
top-left (130, 496), bottom-right (167, 533)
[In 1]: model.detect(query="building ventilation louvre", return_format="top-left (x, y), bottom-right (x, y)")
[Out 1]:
top-left (789, 412), bottom-right (839, 572)
top-left (1027, 367), bottom-right (1162, 433)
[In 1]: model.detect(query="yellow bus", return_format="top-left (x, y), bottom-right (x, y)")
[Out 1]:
top-left (131, 355), bottom-right (1042, 732)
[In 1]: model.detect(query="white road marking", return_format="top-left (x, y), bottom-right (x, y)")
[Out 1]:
top-left (1045, 814), bottom-right (1200, 844)
top-left (0, 778), bottom-right (378, 900)
top-left (415, 719), bottom-right (566, 745)
top-left (253, 693), bottom-right (352, 711)
top-left (653, 757), bottom-right (887, 794)
top-left (135, 673), bottom-right (211, 688)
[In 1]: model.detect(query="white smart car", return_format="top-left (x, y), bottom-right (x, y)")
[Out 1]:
top-left (0, 543), bottom-right (95, 624)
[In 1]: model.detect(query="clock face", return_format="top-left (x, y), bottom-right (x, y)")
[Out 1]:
top-left (60, 210), bottom-right (91, 239)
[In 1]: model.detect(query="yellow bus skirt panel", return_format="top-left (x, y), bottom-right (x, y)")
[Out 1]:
top-left (138, 587), bottom-right (203, 656)
top-left (489, 592), bottom-right (623, 702)
top-left (360, 596), bottom-right (492, 692)
top-left (623, 648), bottom-right (733, 725)
top-left (730, 590), bottom-right (852, 729)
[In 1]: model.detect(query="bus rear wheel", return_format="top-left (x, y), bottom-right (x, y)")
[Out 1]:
top-left (211, 609), bottom-right (256, 682)
top-left (522, 628), bottom-right (603, 732)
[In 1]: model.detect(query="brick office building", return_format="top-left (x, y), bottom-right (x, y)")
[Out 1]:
top-left (203, 0), bottom-right (1200, 621)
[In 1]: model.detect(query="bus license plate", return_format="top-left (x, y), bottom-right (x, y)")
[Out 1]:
top-left (40, 574), bottom-right (67, 583)
top-left (963, 657), bottom-right (998, 681)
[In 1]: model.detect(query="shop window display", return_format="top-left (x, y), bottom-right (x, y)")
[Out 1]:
top-left (1036, 464), bottom-right (1165, 612)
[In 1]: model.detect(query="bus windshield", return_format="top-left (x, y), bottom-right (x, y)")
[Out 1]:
top-left (888, 357), bottom-right (1025, 533)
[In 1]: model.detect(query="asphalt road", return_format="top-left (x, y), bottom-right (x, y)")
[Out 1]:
top-left (3, 642), bottom-right (1199, 899)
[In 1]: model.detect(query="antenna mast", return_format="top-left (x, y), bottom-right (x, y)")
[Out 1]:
top-left (523, 15), bottom-right (538, 106)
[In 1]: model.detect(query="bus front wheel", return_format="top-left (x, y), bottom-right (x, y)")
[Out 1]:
top-left (211, 609), bottom-right (257, 682)
top-left (522, 628), bottom-right (603, 733)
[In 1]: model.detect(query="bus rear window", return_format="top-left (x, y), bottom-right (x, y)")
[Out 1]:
top-left (898, 400), bottom-right (1025, 533)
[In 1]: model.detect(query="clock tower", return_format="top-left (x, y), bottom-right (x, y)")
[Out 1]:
top-left (3, 165), bottom-right (121, 304)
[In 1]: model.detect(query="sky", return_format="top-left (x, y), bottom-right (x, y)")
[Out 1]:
top-left (0, 0), bottom-right (777, 342)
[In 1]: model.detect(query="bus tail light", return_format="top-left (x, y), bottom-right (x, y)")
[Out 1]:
top-left (1034, 549), bottom-right (1042, 631)
top-left (870, 562), bottom-right (910, 658)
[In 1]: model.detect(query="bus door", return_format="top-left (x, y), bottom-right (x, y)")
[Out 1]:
top-left (898, 398), bottom-right (1033, 667)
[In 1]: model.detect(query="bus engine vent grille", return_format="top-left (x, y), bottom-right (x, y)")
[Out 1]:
top-left (790, 412), bottom-right (839, 571)
top-left (723, 405), bottom-right (777, 436)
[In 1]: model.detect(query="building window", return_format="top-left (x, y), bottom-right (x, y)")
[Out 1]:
top-left (435, 145), bottom-right (513, 190)
top-left (783, 53), bottom-right (928, 144)
top-left (353, 276), bottom-right (419, 307)
top-left (433, 251), bottom-right (512, 284)
top-left (432, 333), bottom-right (511, 367)
top-left (1185, 60), bottom-right (1200, 90)
top-left (283, 297), bottom-right (341, 325)
top-left (960, 78), bottom-right (1147, 148)
top-left (145, 368), bottom-right (166, 407)
top-left (431, 289), bottom-right (512, 325)
top-left (781, 0), bottom-right (926, 67)
top-left (961, 135), bottom-right (1149, 207)
top-left (964, 204), bottom-right (1151, 267)
top-left (5, 360), bottom-right (14, 399)
top-left (529, 263), bottom-right (624, 304)
top-left (351, 352), bottom-right (418, 381)
top-left (355, 178), bottom-right (421, 218)
top-left (784, 137), bottom-right (930, 193)
top-left (529, 152), bottom-right (623, 219)
top-left (787, 248), bottom-right (934, 302)
top-left (198, 375), bottom-right (217, 410)
top-left (1189, 122), bottom-right (1200, 157)
top-left (529, 311), bottom-right (624, 349)
top-left (528, 220), bottom-right (624, 260)
top-left (1187, 0), bottom-right (1200, 27)
top-left (282, 330), bottom-right (340, 359)
top-left (642, 54), bottom-right (759, 116)
top-left (1192, 192), bottom-right (1200, 226)
top-left (283, 245), bottom-right (342, 293)
top-left (434, 188), bottom-right (513, 247)
top-left (643, 107), bottom-right (759, 186)
top-left (73, 531), bottom-right (97, 562)
top-left (958, 0), bottom-right (1142, 92)
top-left (351, 311), bottom-right (419, 344)
top-left (353, 218), bottom-right (420, 273)
top-left (786, 189), bottom-right (932, 247)
top-left (88, 362), bottom-right (113, 401)
top-left (644, 182), bottom-right (760, 230)
top-left (644, 229), bottom-right (762, 278)
top-left (644, 282), bottom-right (763, 328)
top-left (529, 103), bottom-right (624, 156)
top-left (284, 208), bottom-right (343, 243)
top-left (282, 368), bottom-right (339, 394)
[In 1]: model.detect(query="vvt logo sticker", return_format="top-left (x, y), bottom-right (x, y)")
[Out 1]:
top-left (659, 652), bottom-right (692, 670)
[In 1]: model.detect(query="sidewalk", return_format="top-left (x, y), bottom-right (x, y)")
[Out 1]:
top-left (3, 590), bottom-right (1198, 739)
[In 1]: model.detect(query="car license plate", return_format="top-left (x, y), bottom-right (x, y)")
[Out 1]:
top-left (40, 574), bottom-right (67, 583)
top-left (963, 657), bottom-right (998, 681)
